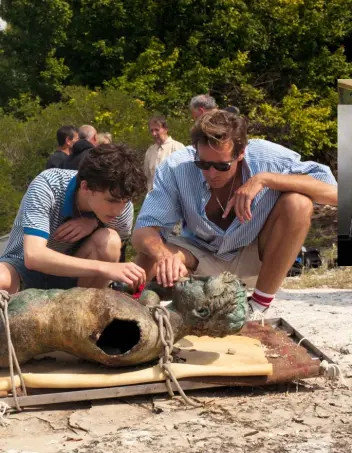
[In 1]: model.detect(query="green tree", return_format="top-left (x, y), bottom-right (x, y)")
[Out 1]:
top-left (1, 0), bottom-right (351, 108)
top-left (0, 0), bottom-right (72, 103)
top-left (0, 155), bottom-right (22, 235)
top-left (249, 85), bottom-right (337, 169)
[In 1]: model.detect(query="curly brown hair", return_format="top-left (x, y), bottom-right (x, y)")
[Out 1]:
top-left (191, 110), bottom-right (248, 158)
top-left (77, 143), bottom-right (147, 201)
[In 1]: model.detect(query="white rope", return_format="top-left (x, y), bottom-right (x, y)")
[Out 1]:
top-left (0, 401), bottom-right (10, 426)
top-left (0, 290), bottom-right (27, 411)
top-left (150, 305), bottom-right (202, 407)
top-left (297, 337), bottom-right (308, 347)
top-left (297, 339), bottom-right (349, 388)
top-left (320, 360), bottom-right (349, 388)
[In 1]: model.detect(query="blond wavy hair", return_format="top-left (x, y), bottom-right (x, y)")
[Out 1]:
top-left (191, 110), bottom-right (248, 158)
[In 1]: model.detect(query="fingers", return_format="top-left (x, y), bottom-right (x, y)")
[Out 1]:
top-left (237, 193), bottom-right (247, 223)
top-left (222, 197), bottom-right (235, 219)
top-left (244, 197), bottom-right (252, 221)
top-left (172, 258), bottom-right (181, 281)
top-left (156, 259), bottom-right (169, 287)
top-left (70, 233), bottom-right (85, 243)
top-left (54, 220), bottom-right (81, 242)
top-left (237, 194), bottom-right (252, 222)
top-left (63, 229), bottom-right (84, 243)
top-left (128, 264), bottom-right (146, 289)
top-left (179, 263), bottom-right (189, 278)
top-left (54, 223), bottom-right (74, 241)
top-left (117, 274), bottom-right (134, 287)
top-left (234, 194), bottom-right (244, 223)
top-left (225, 192), bottom-right (252, 223)
top-left (156, 257), bottom-right (186, 287)
top-left (117, 264), bottom-right (146, 290)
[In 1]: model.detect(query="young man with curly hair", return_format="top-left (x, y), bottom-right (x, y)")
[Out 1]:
top-left (0, 144), bottom-right (147, 294)
top-left (132, 110), bottom-right (337, 316)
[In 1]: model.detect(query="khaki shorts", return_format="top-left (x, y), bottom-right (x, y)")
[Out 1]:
top-left (167, 236), bottom-right (262, 288)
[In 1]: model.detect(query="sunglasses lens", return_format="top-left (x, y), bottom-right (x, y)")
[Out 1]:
top-left (194, 160), bottom-right (232, 171)
top-left (194, 160), bottom-right (210, 170)
top-left (213, 163), bottom-right (231, 172)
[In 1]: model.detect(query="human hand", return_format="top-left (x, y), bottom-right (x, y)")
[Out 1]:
top-left (53, 218), bottom-right (98, 243)
top-left (104, 262), bottom-right (146, 291)
top-left (223, 173), bottom-right (266, 223)
top-left (156, 255), bottom-right (188, 287)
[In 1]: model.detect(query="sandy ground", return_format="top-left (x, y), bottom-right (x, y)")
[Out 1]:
top-left (1, 288), bottom-right (352, 453)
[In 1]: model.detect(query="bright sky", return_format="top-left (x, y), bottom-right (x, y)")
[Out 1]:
top-left (0, 19), bottom-right (6, 30)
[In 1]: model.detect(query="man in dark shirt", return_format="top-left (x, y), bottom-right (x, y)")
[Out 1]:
top-left (46, 125), bottom-right (79, 169)
top-left (63, 125), bottom-right (98, 170)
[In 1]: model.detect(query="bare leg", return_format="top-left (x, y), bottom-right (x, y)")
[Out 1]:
top-left (0, 263), bottom-right (21, 294)
top-left (257, 192), bottom-right (313, 294)
top-left (135, 244), bottom-right (199, 282)
top-left (75, 228), bottom-right (122, 288)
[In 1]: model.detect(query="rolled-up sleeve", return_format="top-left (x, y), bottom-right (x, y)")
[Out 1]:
top-left (22, 174), bottom-right (55, 239)
top-left (287, 159), bottom-right (337, 186)
top-left (247, 140), bottom-right (337, 186)
top-left (134, 161), bottom-right (183, 236)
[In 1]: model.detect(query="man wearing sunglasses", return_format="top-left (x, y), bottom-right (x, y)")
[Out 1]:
top-left (132, 110), bottom-right (337, 316)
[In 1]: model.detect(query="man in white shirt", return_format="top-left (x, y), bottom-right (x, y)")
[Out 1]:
top-left (144, 116), bottom-right (185, 191)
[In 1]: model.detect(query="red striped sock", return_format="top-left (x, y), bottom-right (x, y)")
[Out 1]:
top-left (251, 289), bottom-right (275, 308)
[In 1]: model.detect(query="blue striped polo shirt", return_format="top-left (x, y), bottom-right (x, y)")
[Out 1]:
top-left (1, 169), bottom-right (133, 261)
top-left (135, 139), bottom-right (337, 261)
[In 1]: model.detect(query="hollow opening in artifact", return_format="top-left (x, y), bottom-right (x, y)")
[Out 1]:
top-left (96, 319), bottom-right (140, 355)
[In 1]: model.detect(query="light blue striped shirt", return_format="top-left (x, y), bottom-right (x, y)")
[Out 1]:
top-left (1, 169), bottom-right (133, 261)
top-left (135, 139), bottom-right (337, 261)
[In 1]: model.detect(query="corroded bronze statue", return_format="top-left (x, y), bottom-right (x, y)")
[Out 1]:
top-left (0, 272), bottom-right (248, 368)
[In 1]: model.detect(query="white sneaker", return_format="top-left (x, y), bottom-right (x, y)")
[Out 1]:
top-left (248, 299), bottom-right (269, 324)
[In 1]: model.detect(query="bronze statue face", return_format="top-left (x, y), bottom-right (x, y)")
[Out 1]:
top-left (171, 272), bottom-right (249, 336)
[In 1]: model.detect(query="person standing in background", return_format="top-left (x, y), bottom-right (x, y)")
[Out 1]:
top-left (46, 125), bottom-right (79, 169)
top-left (144, 116), bottom-right (185, 192)
top-left (189, 94), bottom-right (217, 120)
top-left (63, 125), bottom-right (98, 170)
top-left (97, 132), bottom-right (113, 145)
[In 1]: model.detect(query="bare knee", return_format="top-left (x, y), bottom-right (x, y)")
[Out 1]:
top-left (0, 263), bottom-right (20, 294)
top-left (90, 228), bottom-right (122, 262)
top-left (277, 193), bottom-right (313, 227)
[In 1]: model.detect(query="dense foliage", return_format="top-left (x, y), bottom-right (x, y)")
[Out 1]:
top-left (0, 0), bottom-right (349, 233)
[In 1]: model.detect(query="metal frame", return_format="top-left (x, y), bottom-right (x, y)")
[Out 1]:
top-left (265, 317), bottom-right (334, 364)
top-left (0, 318), bottom-right (334, 410)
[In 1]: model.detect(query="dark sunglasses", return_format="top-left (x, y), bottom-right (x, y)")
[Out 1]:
top-left (194, 159), bottom-right (234, 172)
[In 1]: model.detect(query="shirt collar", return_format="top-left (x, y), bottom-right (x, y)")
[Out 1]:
top-left (160, 136), bottom-right (172, 147)
top-left (61, 175), bottom-right (78, 217)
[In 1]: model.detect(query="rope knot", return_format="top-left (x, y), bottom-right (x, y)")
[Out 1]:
top-left (151, 304), bottom-right (202, 407)
top-left (320, 360), bottom-right (349, 388)
top-left (0, 290), bottom-right (10, 309)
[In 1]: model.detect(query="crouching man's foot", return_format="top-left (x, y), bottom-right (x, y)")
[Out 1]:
top-left (248, 289), bottom-right (275, 321)
top-left (248, 297), bottom-right (269, 321)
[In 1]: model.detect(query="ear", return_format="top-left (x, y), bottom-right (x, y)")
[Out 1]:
top-left (80, 180), bottom-right (89, 193)
top-left (192, 307), bottom-right (210, 319)
top-left (237, 149), bottom-right (245, 161)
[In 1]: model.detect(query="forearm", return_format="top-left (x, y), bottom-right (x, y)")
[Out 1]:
top-left (260, 173), bottom-right (337, 206)
top-left (132, 227), bottom-right (173, 260)
top-left (24, 245), bottom-right (108, 278)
